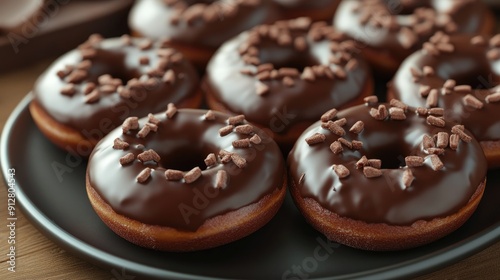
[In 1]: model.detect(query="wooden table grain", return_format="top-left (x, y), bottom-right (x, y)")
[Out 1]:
top-left (0, 61), bottom-right (499, 280)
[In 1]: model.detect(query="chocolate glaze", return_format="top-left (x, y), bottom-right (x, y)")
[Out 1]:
top-left (204, 19), bottom-right (372, 134)
top-left (88, 109), bottom-right (285, 231)
top-left (389, 34), bottom-right (500, 141)
top-left (0, 0), bottom-right (134, 73)
top-left (0, 0), bottom-right (44, 34)
top-left (334, 0), bottom-right (492, 63)
top-left (33, 36), bottom-right (199, 137)
top-left (288, 103), bottom-right (487, 225)
top-left (272, 0), bottom-right (340, 21)
top-left (128, 0), bottom-right (278, 50)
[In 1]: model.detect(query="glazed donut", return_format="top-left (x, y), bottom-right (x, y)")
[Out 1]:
top-left (0, 0), bottom-right (44, 35)
top-left (86, 105), bottom-right (286, 251)
top-left (333, 0), bottom-right (495, 75)
top-left (29, 34), bottom-right (201, 157)
top-left (272, 0), bottom-right (341, 22)
top-left (204, 17), bottom-right (373, 152)
top-left (128, 0), bottom-right (277, 69)
top-left (388, 33), bottom-right (500, 168)
top-left (288, 98), bottom-right (487, 251)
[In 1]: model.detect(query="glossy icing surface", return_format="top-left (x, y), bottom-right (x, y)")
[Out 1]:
top-left (0, 0), bottom-right (44, 33)
top-left (205, 18), bottom-right (372, 134)
top-left (129, 0), bottom-right (277, 49)
top-left (334, 0), bottom-right (492, 62)
top-left (390, 34), bottom-right (500, 141)
top-left (33, 36), bottom-right (199, 135)
top-left (288, 103), bottom-right (487, 225)
top-left (88, 109), bottom-right (285, 231)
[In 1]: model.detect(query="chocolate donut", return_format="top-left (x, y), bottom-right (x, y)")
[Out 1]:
top-left (86, 105), bottom-right (287, 251)
top-left (333, 0), bottom-right (495, 75)
top-left (389, 33), bottom-right (500, 168)
top-left (0, 0), bottom-right (44, 35)
top-left (272, 0), bottom-right (340, 22)
top-left (128, 0), bottom-right (278, 68)
top-left (29, 34), bottom-right (201, 157)
top-left (288, 98), bottom-right (487, 251)
top-left (204, 17), bottom-right (373, 152)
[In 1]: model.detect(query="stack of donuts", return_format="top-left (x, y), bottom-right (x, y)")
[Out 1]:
top-left (29, 0), bottom-right (500, 251)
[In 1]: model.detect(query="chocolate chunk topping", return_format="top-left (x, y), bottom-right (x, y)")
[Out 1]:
top-left (320, 108), bottom-right (338, 122)
top-left (234, 124), bottom-right (253, 135)
top-left (215, 170), bottom-right (228, 189)
top-left (204, 110), bottom-right (216, 121)
top-left (426, 116), bottom-right (445, 127)
top-left (233, 138), bottom-right (251, 148)
top-left (321, 121), bottom-right (346, 136)
top-left (429, 155), bottom-right (444, 171)
top-left (250, 134), bottom-right (262, 144)
top-left (165, 169), bottom-right (184, 181)
top-left (120, 153), bottom-right (135, 165)
top-left (219, 125), bottom-right (234, 136)
top-left (349, 121), bottom-right (364, 134)
top-left (462, 94), bottom-right (484, 109)
top-left (165, 103), bottom-right (177, 118)
top-left (305, 133), bottom-right (326, 145)
top-left (333, 164), bottom-right (350, 178)
top-left (122, 117), bottom-right (139, 133)
top-left (137, 168), bottom-right (152, 183)
top-left (330, 141), bottom-right (343, 154)
top-left (402, 169), bottom-right (414, 188)
top-left (204, 153), bottom-right (217, 168)
top-left (231, 153), bottom-right (247, 168)
top-left (113, 138), bottom-right (129, 150)
top-left (405, 156), bottom-right (424, 167)
top-left (228, 115), bottom-right (245, 125)
top-left (184, 167), bottom-right (202, 183)
top-left (137, 149), bottom-right (161, 163)
top-left (363, 167), bottom-right (382, 178)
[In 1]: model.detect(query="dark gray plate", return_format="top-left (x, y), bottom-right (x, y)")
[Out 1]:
top-left (2, 94), bottom-right (500, 280)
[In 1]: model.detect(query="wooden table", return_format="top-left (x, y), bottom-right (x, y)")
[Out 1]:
top-left (1, 60), bottom-right (499, 280)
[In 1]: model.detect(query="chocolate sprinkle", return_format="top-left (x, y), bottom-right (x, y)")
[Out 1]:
top-left (405, 156), bottom-right (424, 167)
top-left (320, 108), bottom-right (338, 122)
top-left (165, 169), bottom-right (184, 181)
top-left (231, 153), bottom-right (247, 168)
top-left (449, 134), bottom-right (460, 150)
top-left (228, 115), bottom-right (245, 125)
top-left (215, 170), bottom-right (228, 189)
top-left (462, 94), bottom-right (484, 109)
top-left (233, 138), bottom-right (251, 148)
top-left (436, 132), bottom-right (449, 148)
top-left (204, 153), bottom-right (217, 168)
top-left (363, 167), bottom-right (382, 178)
top-left (402, 169), bottom-right (414, 188)
top-left (451, 125), bottom-right (472, 142)
top-left (333, 164), bottom-right (350, 178)
top-left (165, 103), bottom-right (177, 118)
top-left (184, 167), bottom-right (202, 183)
top-left (113, 138), bottom-right (129, 150)
top-left (219, 125), bottom-right (234, 136)
top-left (137, 168), bottom-right (152, 183)
top-left (305, 133), bottom-right (326, 145)
top-left (122, 117), bottom-right (139, 133)
top-left (330, 141), bottom-right (343, 154)
top-left (426, 116), bottom-right (445, 127)
top-left (137, 149), bottom-right (161, 163)
top-left (322, 121), bottom-right (346, 136)
top-left (204, 110), bottom-right (216, 121)
top-left (349, 121), bottom-right (364, 134)
top-left (429, 155), bottom-right (444, 171)
top-left (120, 153), bottom-right (135, 165)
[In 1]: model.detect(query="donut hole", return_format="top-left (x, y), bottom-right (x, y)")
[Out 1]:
top-left (86, 51), bottom-right (141, 85)
top-left (257, 44), bottom-right (320, 72)
top-left (157, 146), bottom-right (208, 172)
